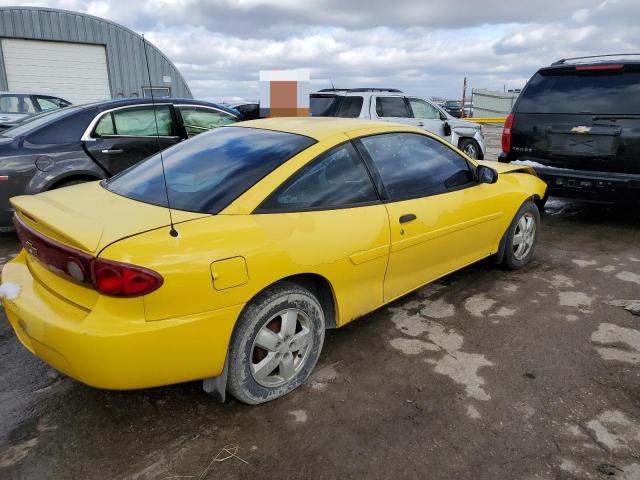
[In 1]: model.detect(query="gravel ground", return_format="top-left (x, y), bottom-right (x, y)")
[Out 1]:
top-left (1, 128), bottom-right (639, 479)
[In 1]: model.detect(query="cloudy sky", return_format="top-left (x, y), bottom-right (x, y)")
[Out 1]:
top-left (2, 0), bottom-right (639, 102)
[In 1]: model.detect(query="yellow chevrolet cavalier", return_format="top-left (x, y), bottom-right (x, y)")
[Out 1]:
top-left (2, 118), bottom-right (546, 404)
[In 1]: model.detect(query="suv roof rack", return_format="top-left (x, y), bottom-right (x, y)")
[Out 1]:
top-left (316, 88), bottom-right (403, 93)
top-left (552, 53), bottom-right (640, 65)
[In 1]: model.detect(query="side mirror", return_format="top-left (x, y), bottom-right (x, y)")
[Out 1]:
top-left (443, 121), bottom-right (451, 137)
top-left (477, 165), bottom-right (498, 184)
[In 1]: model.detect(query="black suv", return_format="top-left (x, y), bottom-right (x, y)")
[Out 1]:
top-left (499, 55), bottom-right (640, 204)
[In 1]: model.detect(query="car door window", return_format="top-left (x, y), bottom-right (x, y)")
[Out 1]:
top-left (35, 96), bottom-right (67, 111)
top-left (409, 98), bottom-right (442, 120)
top-left (375, 96), bottom-right (410, 118)
top-left (360, 133), bottom-right (474, 200)
top-left (177, 106), bottom-right (237, 137)
top-left (93, 106), bottom-right (173, 137)
top-left (0, 95), bottom-right (36, 114)
top-left (337, 96), bottom-right (364, 118)
top-left (257, 142), bottom-right (378, 212)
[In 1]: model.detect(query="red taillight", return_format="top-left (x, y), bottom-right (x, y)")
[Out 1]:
top-left (502, 112), bottom-right (514, 153)
top-left (91, 258), bottom-right (163, 297)
top-left (14, 214), bottom-right (162, 297)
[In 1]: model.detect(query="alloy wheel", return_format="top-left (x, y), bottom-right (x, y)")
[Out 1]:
top-left (250, 308), bottom-right (313, 388)
top-left (512, 212), bottom-right (536, 261)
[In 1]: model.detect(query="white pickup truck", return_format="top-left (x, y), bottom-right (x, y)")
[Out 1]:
top-left (310, 88), bottom-right (486, 159)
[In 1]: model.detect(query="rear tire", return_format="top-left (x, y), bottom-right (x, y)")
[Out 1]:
top-left (459, 138), bottom-right (481, 159)
top-left (502, 200), bottom-right (540, 270)
top-left (227, 282), bottom-right (325, 404)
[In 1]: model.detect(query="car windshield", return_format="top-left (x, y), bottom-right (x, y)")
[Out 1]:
top-left (0, 106), bottom-right (82, 138)
top-left (516, 68), bottom-right (640, 114)
top-left (105, 126), bottom-right (316, 214)
top-left (446, 101), bottom-right (461, 107)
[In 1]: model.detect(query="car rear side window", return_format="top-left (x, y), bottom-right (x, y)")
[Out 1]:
top-left (310, 95), bottom-right (341, 116)
top-left (516, 69), bottom-right (640, 114)
top-left (256, 142), bottom-right (378, 212)
top-left (337, 96), bottom-right (364, 118)
top-left (360, 132), bottom-right (474, 200)
top-left (93, 106), bottom-right (173, 137)
top-left (376, 96), bottom-right (410, 118)
top-left (105, 127), bottom-right (316, 214)
top-left (177, 106), bottom-right (237, 137)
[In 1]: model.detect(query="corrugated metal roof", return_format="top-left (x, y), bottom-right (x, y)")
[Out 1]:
top-left (0, 6), bottom-right (192, 99)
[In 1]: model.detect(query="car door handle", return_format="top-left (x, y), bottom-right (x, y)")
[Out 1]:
top-left (417, 122), bottom-right (424, 127)
top-left (399, 214), bottom-right (417, 224)
top-left (101, 149), bottom-right (123, 154)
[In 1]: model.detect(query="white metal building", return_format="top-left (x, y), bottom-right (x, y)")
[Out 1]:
top-left (0, 6), bottom-right (192, 104)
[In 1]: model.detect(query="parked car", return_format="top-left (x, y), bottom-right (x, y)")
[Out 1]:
top-left (230, 102), bottom-right (260, 120)
top-left (0, 97), bottom-right (240, 231)
top-left (3, 118), bottom-right (547, 404)
top-left (310, 88), bottom-right (486, 159)
top-left (499, 55), bottom-right (640, 204)
top-left (443, 100), bottom-right (463, 118)
top-left (0, 92), bottom-right (71, 130)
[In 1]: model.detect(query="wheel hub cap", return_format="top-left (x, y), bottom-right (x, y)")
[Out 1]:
top-left (250, 308), bottom-right (313, 388)
top-left (512, 212), bottom-right (536, 261)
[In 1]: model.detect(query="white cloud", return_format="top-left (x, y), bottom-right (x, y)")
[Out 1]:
top-left (1, 0), bottom-right (639, 101)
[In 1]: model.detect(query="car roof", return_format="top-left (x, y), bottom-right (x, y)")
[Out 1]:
top-left (0, 91), bottom-right (68, 98)
top-left (71, 97), bottom-right (240, 116)
top-left (236, 117), bottom-right (418, 140)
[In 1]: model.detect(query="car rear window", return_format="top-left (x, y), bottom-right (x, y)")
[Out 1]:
top-left (516, 67), bottom-right (640, 114)
top-left (105, 126), bottom-right (316, 214)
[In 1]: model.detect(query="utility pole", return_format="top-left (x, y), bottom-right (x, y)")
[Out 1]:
top-left (461, 77), bottom-right (467, 118)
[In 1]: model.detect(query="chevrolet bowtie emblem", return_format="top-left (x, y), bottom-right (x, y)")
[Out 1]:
top-left (571, 126), bottom-right (591, 134)
top-left (24, 240), bottom-right (38, 257)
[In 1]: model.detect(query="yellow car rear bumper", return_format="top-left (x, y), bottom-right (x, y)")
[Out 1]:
top-left (2, 251), bottom-right (243, 390)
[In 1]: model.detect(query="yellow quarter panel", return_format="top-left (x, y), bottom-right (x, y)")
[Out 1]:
top-left (100, 204), bottom-right (390, 327)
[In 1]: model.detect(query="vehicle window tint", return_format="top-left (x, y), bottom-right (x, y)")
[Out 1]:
top-left (337, 96), bottom-right (364, 118)
top-left (409, 98), bottom-right (442, 120)
top-left (375, 96), bottom-right (410, 118)
top-left (310, 95), bottom-right (341, 116)
top-left (94, 114), bottom-right (115, 136)
top-left (516, 69), bottom-right (640, 114)
top-left (35, 97), bottom-right (62, 111)
top-left (105, 127), bottom-right (316, 214)
top-left (0, 95), bottom-right (36, 114)
top-left (111, 106), bottom-right (172, 136)
top-left (178, 106), bottom-right (237, 137)
top-left (257, 143), bottom-right (378, 212)
top-left (360, 133), bottom-right (474, 200)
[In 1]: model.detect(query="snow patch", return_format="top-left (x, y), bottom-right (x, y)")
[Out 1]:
top-left (617, 271), bottom-right (640, 285)
top-left (491, 307), bottom-right (517, 317)
top-left (586, 410), bottom-right (640, 453)
top-left (592, 323), bottom-right (640, 364)
top-left (565, 314), bottom-right (579, 322)
top-left (559, 291), bottom-right (593, 309)
top-left (551, 274), bottom-right (574, 288)
top-left (464, 293), bottom-right (496, 317)
top-left (596, 265), bottom-right (616, 273)
top-left (572, 259), bottom-right (597, 268)
top-left (419, 297), bottom-right (455, 319)
top-left (466, 404), bottom-right (481, 419)
top-left (389, 338), bottom-right (439, 355)
top-left (0, 438), bottom-right (38, 468)
top-left (289, 410), bottom-right (308, 423)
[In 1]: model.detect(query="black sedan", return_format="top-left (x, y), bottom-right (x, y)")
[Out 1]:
top-left (0, 98), bottom-right (240, 230)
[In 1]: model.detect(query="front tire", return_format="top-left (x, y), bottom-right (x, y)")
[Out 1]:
top-left (227, 282), bottom-right (325, 404)
top-left (502, 200), bottom-right (540, 270)
top-left (459, 138), bottom-right (481, 159)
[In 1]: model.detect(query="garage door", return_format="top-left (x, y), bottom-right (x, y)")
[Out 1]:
top-left (1, 39), bottom-right (111, 104)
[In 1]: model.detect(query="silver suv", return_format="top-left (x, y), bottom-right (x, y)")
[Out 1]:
top-left (310, 88), bottom-right (485, 159)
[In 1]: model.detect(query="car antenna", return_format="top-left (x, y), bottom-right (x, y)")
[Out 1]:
top-left (142, 34), bottom-right (178, 238)
top-left (330, 77), bottom-right (336, 91)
